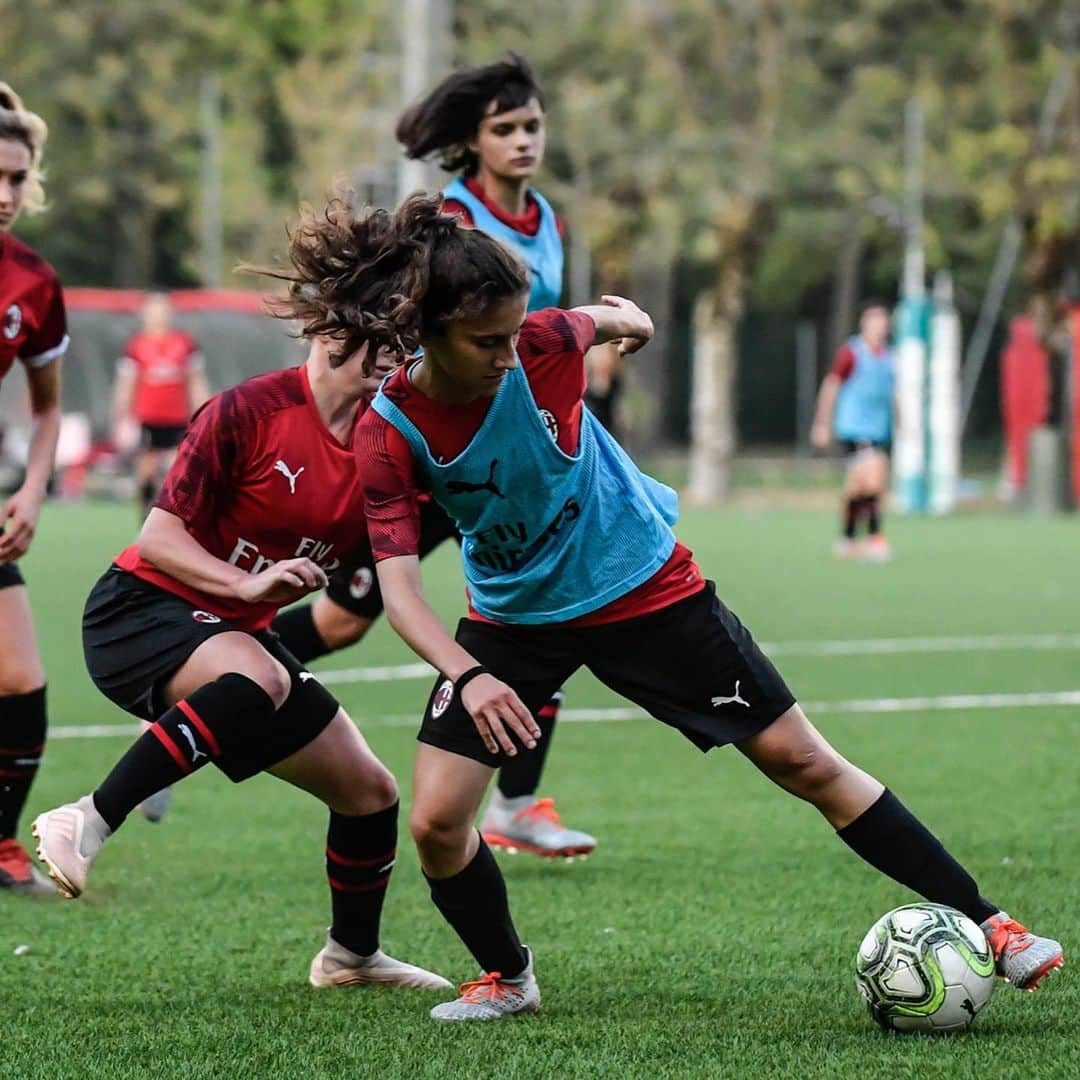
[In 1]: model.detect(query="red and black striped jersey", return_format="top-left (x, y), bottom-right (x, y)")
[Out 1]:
top-left (115, 365), bottom-right (368, 630)
top-left (0, 232), bottom-right (68, 381)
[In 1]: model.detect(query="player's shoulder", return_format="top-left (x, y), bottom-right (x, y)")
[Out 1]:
top-left (3, 234), bottom-right (61, 299)
top-left (3, 233), bottom-right (58, 283)
top-left (206, 367), bottom-right (307, 430)
top-left (518, 308), bottom-right (591, 359)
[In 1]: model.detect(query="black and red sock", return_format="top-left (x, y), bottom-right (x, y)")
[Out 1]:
top-left (425, 836), bottom-right (527, 978)
top-left (0, 686), bottom-right (46, 840)
top-left (496, 691), bottom-right (561, 800)
top-left (93, 674), bottom-right (275, 831)
top-left (843, 498), bottom-right (860, 539)
top-left (838, 788), bottom-right (998, 925)
top-left (866, 494), bottom-right (882, 536)
top-left (272, 604), bottom-right (331, 664)
top-left (326, 802), bottom-right (398, 957)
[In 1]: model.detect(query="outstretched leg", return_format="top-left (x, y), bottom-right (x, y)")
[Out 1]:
top-left (738, 704), bottom-right (1063, 988)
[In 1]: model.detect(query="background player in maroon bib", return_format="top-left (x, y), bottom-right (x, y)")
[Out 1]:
top-left (113, 291), bottom-right (210, 519)
top-left (31, 213), bottom-right (451, 989)
top-left (0, 83), bottom-right (68, 896)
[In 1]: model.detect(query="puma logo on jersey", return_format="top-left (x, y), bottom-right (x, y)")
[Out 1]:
top-left (446, 459), bottom-right (505, 499)
top-left (299, 671), bottom-right (316, 683)
top-left (177, 722), bottom-right (208, 763)
top-left (274, 459), bottom-right (305, 494)
top-left (711, 681), bottom-right (750, 709)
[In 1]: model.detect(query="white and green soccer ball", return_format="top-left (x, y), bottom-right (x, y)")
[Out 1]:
top-left (855, 903), bottom-right (996, 1033)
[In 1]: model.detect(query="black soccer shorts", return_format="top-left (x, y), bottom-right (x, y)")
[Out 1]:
top-left (0, 563), bottom-right (25, 589)
top-left (419, 581), bottom-right (796, 768)
top-left (140, 423), bottom-right (188, 451)
top-left (325, 499), bottom-right (461, 619)
top-left (83, 566), bottom-right (339, 781)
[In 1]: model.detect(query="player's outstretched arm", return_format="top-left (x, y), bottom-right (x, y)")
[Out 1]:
top-left (376, 554), bottom-right (540, 757)
top-left (573, 295), bottom-right (654, 356)
top-left (137, 508), bottom-right (326, 604)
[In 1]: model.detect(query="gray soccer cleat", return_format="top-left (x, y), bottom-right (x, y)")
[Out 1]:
top-left (0, 838), bottom-right (56, 896)
top-left (981, 911), bottom-right (1064, 990)
top-left (481, 794), bottom-right (596, 860)
top-left (139, 786), bottom-right (173, 823)
top-left (430, 948), bottom-right (540, 1021)
top-left (308, 932), bottom-right (452, 990)
top-left (31, 795), bottom-right (111, 899)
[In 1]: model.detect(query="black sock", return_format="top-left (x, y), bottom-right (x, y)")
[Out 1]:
top-left (272, 604), bottom-right (331, 664)
top-left (0, 686), bottom-right (47, 840)
top-left (866, 494), bottom-right (881, 536)
top-left (426, 836), bottom-right (527, 978)
top-left (93, 674), bottom-right (275, 831)
top-left (843, 498), bottom-right (860, 539)
top-left (838, 789), bottom-right (998, 924)
top-left (326, 802), bottom-right (398, 957)
top-left (497, 691), bottom-right (561, 799)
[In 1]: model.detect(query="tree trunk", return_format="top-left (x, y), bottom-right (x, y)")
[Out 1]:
top-left (687, 290), bottom-right (738, 503)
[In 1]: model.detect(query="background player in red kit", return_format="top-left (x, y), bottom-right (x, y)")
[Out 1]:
top-left (0, 83), bottom-right (68, 896)
top-left (31, 204), bottom-right (450, 989)
top-left (112, 291), bottom-right (210, 519)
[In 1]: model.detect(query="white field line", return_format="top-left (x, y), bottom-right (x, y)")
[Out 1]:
top-left (313, 633), bottom-right (1080, 686)
top-left (49, 688), bottom-right (1080, 741)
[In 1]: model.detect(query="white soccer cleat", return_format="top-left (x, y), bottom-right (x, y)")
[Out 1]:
top-left (139, 786), bottom-right (173, 823)
top-left (481, 794), bottom-right (596, 859)
top-left (30, 795), bottom-right (111, 899)
top-left (430, 948), bottom-right (540, 1021)
top-left (308, 932), bottom-right (452, 990)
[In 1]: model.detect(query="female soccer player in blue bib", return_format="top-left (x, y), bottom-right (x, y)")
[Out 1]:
top-left (277, 54), bottom-right (596, 860)
top-left (283, 192), bottom-right (1063, 1021)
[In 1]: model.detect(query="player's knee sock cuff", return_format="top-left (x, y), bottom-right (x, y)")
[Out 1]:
top-left (838, 789), bottom-right (997, 924)
top-left (0, 685), bottom-right (47, 839)
top-left (327, 802), bottom-right (398, 957)
top-left (425, 836), bottom-right (527, 977)
top-left (271, 604), bottom-right (331, 664)
top-left (93, 674), bottom-right (276, 830)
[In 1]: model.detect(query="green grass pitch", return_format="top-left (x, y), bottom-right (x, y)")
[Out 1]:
top-left (2, 500), bottom-right (1076, 1079)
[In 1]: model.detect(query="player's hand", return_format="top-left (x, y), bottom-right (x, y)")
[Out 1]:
top-left (811, 422), bottom-right (831, 450)
top-left (460, 674), bottom-right (541, 757)
top-left (234, 557), bottom-right (328, 605)
top-left (600, 295), bottom-right (653, 356)
top-left (0, 486), bottom-right (44, 563)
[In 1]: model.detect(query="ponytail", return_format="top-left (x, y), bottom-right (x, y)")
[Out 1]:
top-left (245, 190), bottom-right (530, 372)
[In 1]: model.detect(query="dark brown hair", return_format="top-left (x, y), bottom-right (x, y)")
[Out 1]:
top-left (246, 191), bottom-right (530, 371)
top-left (396, 53), bottom-right (543, 176)
top-left (0, 81), bottom-right (47, 212)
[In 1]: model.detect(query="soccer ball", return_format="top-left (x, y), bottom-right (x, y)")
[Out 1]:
top-left (854, 903), bottom-right (996, 1033)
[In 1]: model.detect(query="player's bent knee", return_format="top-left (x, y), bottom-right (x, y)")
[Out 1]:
top-left (410, 808), bottom-right (470, 856)
top-left (251, 657), bottom-right (292, 709)
top-left (766, 745), bottom-right (845, 796)
top-left (0, 670), bottom-right (45, 697)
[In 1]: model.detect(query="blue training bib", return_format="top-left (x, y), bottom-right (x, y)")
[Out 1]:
top-left (443, 177), bottom-right (564, 312)
top-left (372, 362), bottom-right (679, 624)
top-left (834, 335), bottom-right (896, 444)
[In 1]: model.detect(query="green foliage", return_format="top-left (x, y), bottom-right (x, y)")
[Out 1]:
top-left (2, 0), bottom-right (1076, 314)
